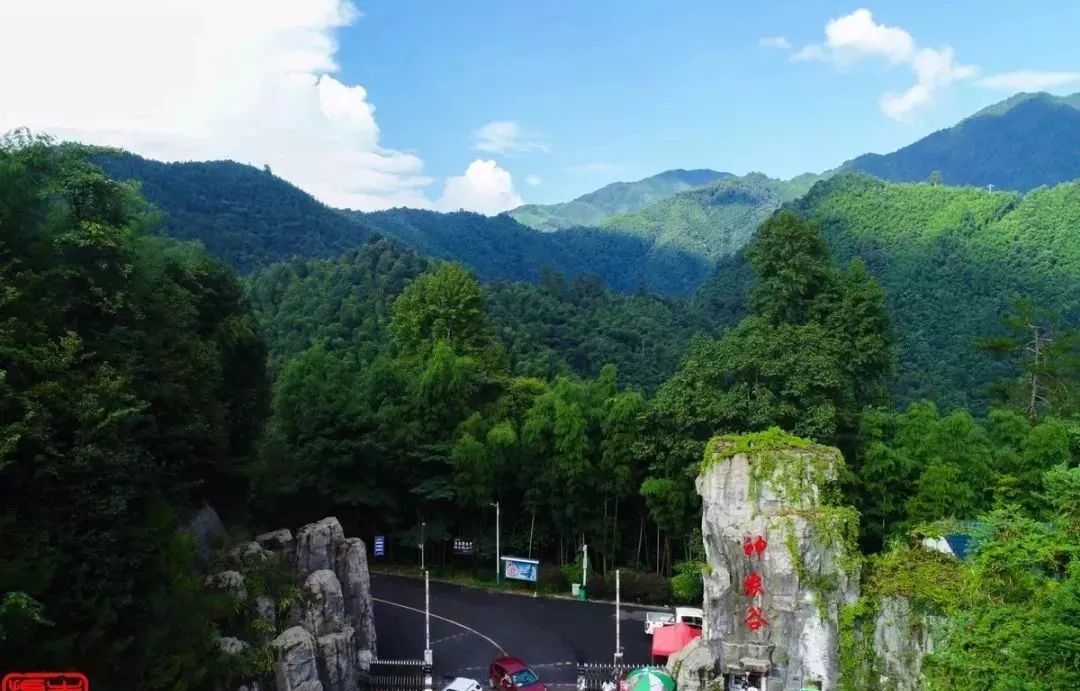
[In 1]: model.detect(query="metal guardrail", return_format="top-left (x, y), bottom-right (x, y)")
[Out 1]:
top-left (575, 662), bottom-right (653, 691)
top-left (362, 659), bottom-right (432, 691)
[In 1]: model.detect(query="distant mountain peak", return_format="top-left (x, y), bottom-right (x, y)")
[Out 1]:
top-left (967, 90), bottom-right (1080, 120)
top-left (508, 168), bottom-right (729, 230)
top-left (843, 90), bottom-right (1080, 191)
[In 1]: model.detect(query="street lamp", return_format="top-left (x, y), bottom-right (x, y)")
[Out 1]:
top-left (491, 501), bottom-right (500, 583)
top-left (420, 519), bottom-right (426, 570)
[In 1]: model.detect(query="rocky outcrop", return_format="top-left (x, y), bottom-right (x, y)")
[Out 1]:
top-left (205, 570), bottom-right (248, 601)
top-left (302, 570), bottom-right (347, 636)
top-left (697, 432), bottom-right (859, 691)
top-left (295, 518), bottom-right (345, 576)
top-left (335, 537), bottom-right (377, 654)
top-left (230, 541), bottom-right (272, 565)
top-left (666, 636), bottom-right (719, 691)
top-left (872, 597), bottom-right (939, 691)
top-left (186, 504), bottom-right (227, 563)
top-left (218, 636), bottom-right (250, 655)
top-left (272, 626), bottom-right (324, 691)
top-left (317, 628), bottom-right (360, 691)
top-left (209, 517), bottom-right (375, 691)
top-left (258, 528), bottom-right (296, 557)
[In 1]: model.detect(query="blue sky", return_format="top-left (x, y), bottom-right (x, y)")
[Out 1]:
top-left (5, 1), bottom-right (1078, 212)
top-left (340, 0), bottom-right (1080, 204)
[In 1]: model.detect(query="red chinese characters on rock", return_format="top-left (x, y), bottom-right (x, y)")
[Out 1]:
top-left (744, 605), bottom-right (768, 632)
top-left (743, 572), bottom-right (764, 599)
top-left (742, 534), bottom-right (768, 558)
top-left (742, 533), bottom-right (769, 633)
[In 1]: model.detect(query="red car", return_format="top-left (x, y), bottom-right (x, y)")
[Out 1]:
top-left (489, 656), bottom-right (546, 691)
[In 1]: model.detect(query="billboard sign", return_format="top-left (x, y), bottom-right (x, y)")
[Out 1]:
top-left (501, 556), bottom-right (539, 582)
top-left (374, 535), bottom-right (385, 557)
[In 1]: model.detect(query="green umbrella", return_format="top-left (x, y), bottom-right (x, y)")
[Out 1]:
top-left (622, 668), bottom-right (676, 691)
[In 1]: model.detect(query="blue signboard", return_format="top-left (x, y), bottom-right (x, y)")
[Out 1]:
top-left (501, 556), bottom-right (539, 582)
top-left (374, 535), bottom-right (385, 557)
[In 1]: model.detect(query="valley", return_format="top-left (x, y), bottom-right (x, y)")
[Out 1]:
top-left (2, 70), bottom-right (1079, 691)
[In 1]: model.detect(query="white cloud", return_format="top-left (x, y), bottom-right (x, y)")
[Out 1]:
top-left (525, 175), bottom-right (542, 186)
top-left (0, 0), bottom-right (518, 214)
top-left (759, 36), bottom-right (791, 50)
top-left (472, 121), bottom-right (549, 155)
top-left (791, 44), bottom-right (826, 62)
top-left (977, 70), bottom-right (1080, 91)
top-left (822, 8), bottom-right (914, 63)
top-left (567, 162), bottom-right (620, 174)
top-left (792, 8), bottom-right (976, 120)
top-left (437, 160), bottom-right (523, 215)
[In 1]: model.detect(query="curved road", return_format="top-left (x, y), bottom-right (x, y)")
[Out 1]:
top-left (372, 574), bottom-right (656, 686)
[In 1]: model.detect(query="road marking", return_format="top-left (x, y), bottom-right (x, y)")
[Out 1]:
top-left (431, 631), bottom-right (470, 646)
top-left (373, 597), bottom-right (506, 655)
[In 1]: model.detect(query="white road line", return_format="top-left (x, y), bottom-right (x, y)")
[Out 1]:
top-left (373, 596), bottom-right (506, 655)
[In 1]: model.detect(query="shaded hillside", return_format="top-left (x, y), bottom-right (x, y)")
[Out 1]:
top-left (844, 91), bottom-right (1080, 191)
top-left (509, 168), bottom-right (729, 230)
top-left (350, 207), bottom-right (713, 295)
top-left (93, 151), bottom-right (711, 295)
top-left (93, 152), bottom-right (375, 272)
top-left (603, 172), bottom-right (821, 261)
top-left (697, 173), bottom-right (1080, 407)
top-left (247, 237), bottom-right (717, 391)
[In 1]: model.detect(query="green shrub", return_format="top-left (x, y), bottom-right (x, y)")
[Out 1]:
top-left (540, 565), bottom-right (569, 591)
top-left (618, 570), bottom-right (671, 605)
top-left (670, 562), bottom-right (705, 604)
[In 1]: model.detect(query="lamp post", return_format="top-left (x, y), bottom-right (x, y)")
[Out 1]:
top-left (420, 519), bottom-right (426, 570)
top-left (423, 569), bottom-right (432, 666)
top-left (581, 543), bottom-right (588, 588)
top-left (614, 569), bottom-right (623, 665)
top-left (491, 501), bottom-right (501, 583)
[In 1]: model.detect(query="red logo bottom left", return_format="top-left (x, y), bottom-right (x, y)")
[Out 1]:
top-left (2, 673), bottom-right (89, 691)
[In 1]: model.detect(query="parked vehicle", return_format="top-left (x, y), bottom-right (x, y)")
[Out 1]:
top-left (644, 610), bottom-right (675, 636)
top-left (675, 606), bottom-right (704, 628)
top-left (489, 656), bottom-right (547, 691)
top-left (442, 678), bottom-right (484, 691)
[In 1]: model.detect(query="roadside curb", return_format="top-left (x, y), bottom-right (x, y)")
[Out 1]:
top-left (371, 569), bottom-right (673, 611)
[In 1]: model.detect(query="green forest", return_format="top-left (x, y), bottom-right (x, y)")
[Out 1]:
top-left (2, 131), bottom-right (1080, 690)
top-left (509, 168), bottom-right (728, 231)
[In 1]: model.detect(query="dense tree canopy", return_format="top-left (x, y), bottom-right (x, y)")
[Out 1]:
top-left (0, 132), bottom-right (268, 687)
top-left (6, 123), bottom-right (1080, 690)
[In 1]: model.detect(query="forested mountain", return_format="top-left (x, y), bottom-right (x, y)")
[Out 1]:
top-left (698, 172), bottom-right (1080, 407)
top-left (6, 139), bottom-right (1078, 690)
top-left (843, 91), bottom-right (1080, 191)
top-left (91, 152), bottom-right (712, 295)
top-left (508, 168), bottom-right (729, 230)
top-left (1, 134), bottom-right (269, 685)
top-left (248, 238), bottom-right (719, 392)
top-left (92, 151), bottom-right (376, 272)
top-left (348, 207), bottom-right (712, 295)
top-left (602, 171), bottom-right (822, 262)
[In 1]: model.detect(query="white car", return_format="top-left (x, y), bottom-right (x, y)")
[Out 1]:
top-left (675, 606), bottom-right (704, 628)
top-left (644, 610), bottom-right (675, 635)
top-left (442, 678), bottom-right (483, 691)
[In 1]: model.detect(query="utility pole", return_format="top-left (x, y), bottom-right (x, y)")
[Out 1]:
top-left (492, 501), bottom-right (501, 583)
top-left (425, 570), bottom-right (434, 682)
top-left (583, 544), bottom-right (588, 587)
top-left (987, 183), bottom-right (994, 193)
top-left (420, 519), bottom-right (426, 570)
top-left (614, 569), bottom-right (623, 665)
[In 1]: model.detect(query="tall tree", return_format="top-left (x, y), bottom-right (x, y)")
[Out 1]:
top-left (978, 295), bottom-right (1080, 419)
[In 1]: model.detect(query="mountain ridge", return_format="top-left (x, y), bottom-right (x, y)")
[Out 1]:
top-left (842, 90), bottom-right (1080, 190)
top-left (508, 167), bottom-right (730, 230)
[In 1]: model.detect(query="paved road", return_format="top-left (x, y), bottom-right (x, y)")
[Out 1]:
top-left (372, 574), bottom-right (656, 686)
